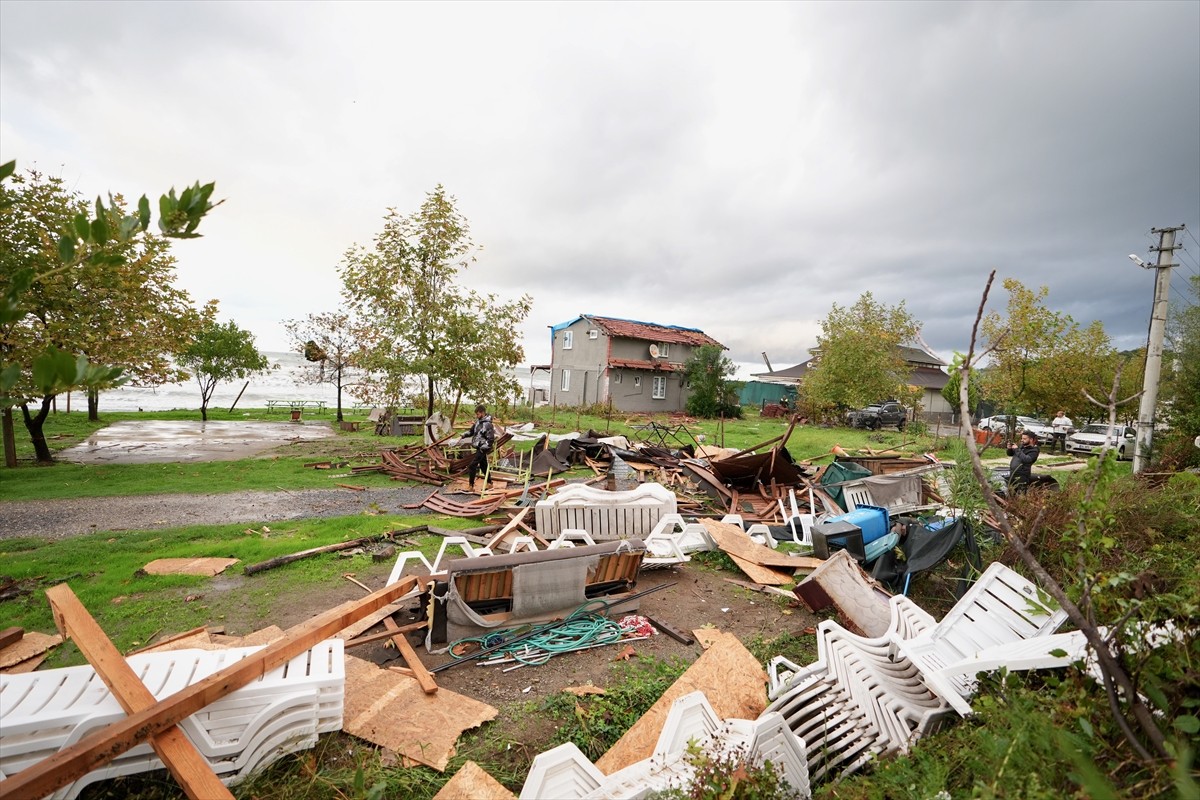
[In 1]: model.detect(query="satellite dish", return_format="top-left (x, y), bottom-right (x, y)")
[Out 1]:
top-left (648, 344), bottom-right (660, 358)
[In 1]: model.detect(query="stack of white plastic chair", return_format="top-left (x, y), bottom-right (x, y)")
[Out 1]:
top-left (0, 640), bottom-right (344, 799)
top-left (642, 514), bottom-right (715, 568)
top-left (519, 692), bottom-right (810, 799)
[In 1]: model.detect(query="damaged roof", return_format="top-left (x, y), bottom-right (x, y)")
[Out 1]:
top-left (551, 315), bottom-right (725, 349)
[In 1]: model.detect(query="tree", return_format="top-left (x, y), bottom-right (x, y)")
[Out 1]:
top-left (338, 185), bottom-right (532, 417)
top-left (1161, 273), bottom-right (1200, 467)
top-left (941, 352), bottom-right (980, 421)
top-left (801, 292), bottom-right (921, 419)
top-left (979, 279), bottom-right (1127, 425)
top-left (283, 311), bottom-right (363, 422)
top-left (179, 311), bottom-right (272, 421)
top-left (684, 344), bottom-right (741, 418)
top-left (1, 163), bottom-right (218, 463)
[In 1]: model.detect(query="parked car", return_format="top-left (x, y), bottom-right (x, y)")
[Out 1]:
top-left (847, 401), bottom-right (907, 431)
top-left (977, 415), bottom-right (1055, 441)
top-left (1066, 423), bottom-right (1137, 460)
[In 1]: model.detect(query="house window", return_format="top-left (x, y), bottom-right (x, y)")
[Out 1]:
top-left (560, 369), bottom-right (570, 392)
top-left (613, 371), bottom-right (622, 384)
top-left (652, 375), bottom-right (667, 399)
top-left (633, 376), bottom-right (641, 388)
top-left (658, 342), bottom-right (670, 358)
top-left (588, 329), bottom-right (599, 339)
top-left (562, 331), bottom-right (573, 350)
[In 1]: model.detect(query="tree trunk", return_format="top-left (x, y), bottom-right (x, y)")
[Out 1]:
top-left (87, 389), bottom-right (99, 422)
top-left (426, 375), bottom-right (435, 418)
top-left (2, 407), bottom-right (17, 468)
top-left (21, 396), bottom-right (55, 464)
top-left (200, 403), bottom-right (209, 422)
top-left (335, 364), bottom-right (344, 422)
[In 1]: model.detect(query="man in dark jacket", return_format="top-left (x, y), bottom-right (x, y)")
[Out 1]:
top-left (466, 404), bottom-right (495, 490)
top-left (1006, 430), bottom-right (1040, 493)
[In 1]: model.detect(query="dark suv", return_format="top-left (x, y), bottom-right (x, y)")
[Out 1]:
top-left (847, 401), bottom-right (907, 431)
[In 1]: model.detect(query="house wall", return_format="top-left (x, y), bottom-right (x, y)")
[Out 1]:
top-left (919, 388), bottom-right (956, 423)
top-left (550, 320), bottom-right (609, 407)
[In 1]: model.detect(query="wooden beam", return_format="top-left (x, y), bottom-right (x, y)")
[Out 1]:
top-left (0, 626), bottom-right (24, 650)
top-left (382, 617), bottom-right (438, 695)
top-left (44, 585), bottom-right (233, 800)
top-left (0, 576), bottom-right (418, 800)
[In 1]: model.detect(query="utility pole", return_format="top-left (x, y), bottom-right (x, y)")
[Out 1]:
top-left (1132, 225), bottom-right (1183, 474)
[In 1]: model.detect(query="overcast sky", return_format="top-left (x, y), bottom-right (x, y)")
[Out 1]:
top-left (3, 1), bottom-right (1198, 378)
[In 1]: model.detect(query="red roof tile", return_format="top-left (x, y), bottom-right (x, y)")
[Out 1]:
top-left (588, 316), bottom-right (723, 348)
top-left (608, 358), bottom-right (682, 372)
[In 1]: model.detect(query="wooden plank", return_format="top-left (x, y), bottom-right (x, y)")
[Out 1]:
top-left (44, 585), bottom-right (233, 800)
top-left (0, 631), bottom-right (62, 669)
top-left (0, 576), bottom-right (419, 800)
top-left (0, 627), bottom-right (23, 650)
top-left (383, 617), bottom-right (438, 695)
top-left (727, 554), bottom-right (793, 586)
top-left (698, 518), bottom-right (822, 570)
top-left (484, 507), bottom-right (532, 551)
top-left (141, 558), bottom-right (239, 577)
top-left (646, 616), bottom-right (694, 645)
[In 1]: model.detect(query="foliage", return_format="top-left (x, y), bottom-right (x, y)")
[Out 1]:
top-left (283, 311), bottom-right (365, 422)
top-left (801, 292), bottom-right (921, 419)
top-left (684, 344), bottom-right (741, 418)
top-left (1, 165), bottom-right (218, 462)
top-left (178, 312), bottom-right (272, 420)
top-left (338, 186), bottom-right (532, 415)
top-left (940, 352), bottom-right (980, 419)
top-left (1161, 273), bottom-right (1200, 468)
top-left (649, 741), bottom-right (801, 800)
top-left (979, 278), bottom-right (1131, 422)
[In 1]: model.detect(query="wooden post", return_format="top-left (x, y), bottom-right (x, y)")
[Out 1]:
top-left (228, 381), bottom-right (250, 413)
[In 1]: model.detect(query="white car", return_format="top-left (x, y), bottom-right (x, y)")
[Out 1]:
top-left (1066, 423), bottom-right (1137, 460)
top-left (977, 415), bottom-right (1055, 441)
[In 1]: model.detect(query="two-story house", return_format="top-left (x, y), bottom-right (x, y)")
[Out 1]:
top-left (547, 315), bottom-right (725, 413)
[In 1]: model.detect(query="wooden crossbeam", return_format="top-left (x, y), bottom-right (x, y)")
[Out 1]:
top-left (44, 585), bottom-right (233, 800)
top-left (0, 576), bottom-right (418, 800)
top-left (382, 617), bottom-right (438, 695)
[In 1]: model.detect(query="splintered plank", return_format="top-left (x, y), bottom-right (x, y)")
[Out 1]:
top-left (45, 585), bottom-right (233, 800)
top-left (595, 631), bottom-right (767, 774)
top-left (0, 576), bottom-right (419, 800)
top-left (727, 554), bottom-right (793, 585)
top-left (383, 616), bottom-right (437, 695)
top-left (698, 518), bottom-right (821, 571)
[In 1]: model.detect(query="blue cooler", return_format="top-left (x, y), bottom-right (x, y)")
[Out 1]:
top-left (824, 504), bottom-right (890, 544)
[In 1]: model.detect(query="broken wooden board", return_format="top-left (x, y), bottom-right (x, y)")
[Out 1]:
top-left (727, 554), bottom-right (794, 586)
top-left (692, 628), bottom-right (724, 650)
top-left (0, 630), bottom-right (62, 669)
top-left (1, 653), bottom-right (48, 674)
top-left (343, 655), bottom-right (497, 771)
top-left (141, 558), bottom-right (239, 577)
top-left (793, 549), bottom-right (892, 637)
top-left (594, 631), bottom-right (767, 774)
top-left (698, 519), bottom-right (822, 571)
top-left (432, 760), bottom-right (516, 800)
top-left (335, 600), bottom-right (410, 642)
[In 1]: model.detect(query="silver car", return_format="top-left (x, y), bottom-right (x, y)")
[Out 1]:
top-left (977, 415), bottom-right (1055, 441)
top-left (1066, 423), bottom-right (1137, 460)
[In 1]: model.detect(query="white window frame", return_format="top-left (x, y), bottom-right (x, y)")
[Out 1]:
top-left (588, 329), bottom-right (599, 339)
top-left (562, 330), bottom-right (573, 350)
top-left (560, 369), bottom-right (571, 392)
top-left (633, 375), bottom-right (641, 388)
top-left (652, 375), bottom-right (667, 399)
top-left (658, 342), bottom-right (670, 358)
top-left (613, 371), bottom-right (622, 384)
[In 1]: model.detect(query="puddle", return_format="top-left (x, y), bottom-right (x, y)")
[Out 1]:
top-left (60, 420), bottom-right (338, 465)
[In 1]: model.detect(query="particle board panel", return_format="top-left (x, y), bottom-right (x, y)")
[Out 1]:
top-left (0, 631), bottom-right (62, 669)
top-left (698, 519), bottom-right (821, 571)
top-left (141, 558), bottom-right (239, 577)
top-left (594, 631), bottom-right (767, 775)
top-left (432, 760), bottom-right (517, 800)
top-left (727, 554), bottom-right (794, 586)
top-left (342, 655), bottom-right (497, 771)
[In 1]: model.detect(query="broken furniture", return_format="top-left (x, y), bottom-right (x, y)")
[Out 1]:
top-left (519, 692), bottom-right (810, 799)
top-left (534, 482), bottom-right (676, 541)
top-left (765, 562), bottom-right (1068, 781)
top-left (0, 641), bottom-right (345, 799)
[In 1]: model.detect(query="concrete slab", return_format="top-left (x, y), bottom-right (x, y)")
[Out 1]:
top-left (59, 420), bottom-right (338, 465)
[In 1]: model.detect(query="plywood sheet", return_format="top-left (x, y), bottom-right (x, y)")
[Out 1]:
top-left (432, 760), bottom-right (516, 800)
top-left (343, 655), bottom-right (497, 771)
top-left (0, 631), bottom-right (62, 668)
top-left (141, 558), bottom-right (239, 577)
top-left (698, 519), bottom-right (821, 570)
top-left (2, 653), bottom-right (48, 673)
top-left (594, 631), bottom-right (766, 774)
top-left (728, 554), bottom-right (793, 586)
top-left (692, 628), bottom-right (724, 650)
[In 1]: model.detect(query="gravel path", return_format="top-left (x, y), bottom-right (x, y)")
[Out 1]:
top-left (0, 487), bottom-right (439, 540)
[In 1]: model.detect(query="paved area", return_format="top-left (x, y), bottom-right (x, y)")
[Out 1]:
top-left (58, 420), bottom-right (338, 464)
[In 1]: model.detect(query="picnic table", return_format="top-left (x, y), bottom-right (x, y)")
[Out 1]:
top-left (266, 400), bottom-right (328, 415)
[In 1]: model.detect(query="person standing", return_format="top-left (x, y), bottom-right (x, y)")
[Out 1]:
top-left (1007, 430), bottom-right (1040, 492)
top-left (466, 404), bottom-right (495, 491)
top-left (1051, 410), bottom-right (1073, 454)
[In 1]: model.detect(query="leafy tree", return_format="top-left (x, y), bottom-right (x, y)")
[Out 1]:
top-left (979, 279), bottom-right (1128, 425)
top-left (1, 163), bottom-right (218, 463)
top-left (179, 311), bottom-right (272, 421)
top-left (801, 292), bottom-right (921, 419)
top-left (1161, 273), bottom-right (1200, 467)
top-left (283, 311), bottom-right (363, 422)
top-left (684, 344), bottom-right (741, 418)
top-left (941, 352), bottom-right (981, 421)
top-left (338, 185), bottom-right (532, 417)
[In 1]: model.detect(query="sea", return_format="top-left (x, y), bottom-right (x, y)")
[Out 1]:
top-left (94, 351), bottom-right (550, 413)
